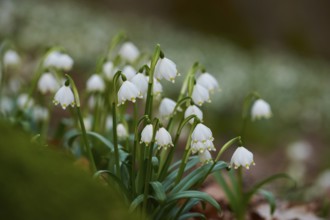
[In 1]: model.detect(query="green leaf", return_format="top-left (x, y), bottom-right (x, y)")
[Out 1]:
top-left (67, 131), bottom-right (114, 151)
top-left (150, 181), bottom-right (166, 203)
top-left (258, 189), bottom-right (276, 215)
top-left (166, 190), bottom-right (220, 211)
top-left (171, 161), bottom-right (227, 194)
top-left (129, 194), bottom-right (144, 212)
top-left (178, 212), bottom-right (206, 220)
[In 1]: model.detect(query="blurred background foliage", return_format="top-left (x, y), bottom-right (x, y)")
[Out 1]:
top-left (1, 0), bottom-right (329, 176)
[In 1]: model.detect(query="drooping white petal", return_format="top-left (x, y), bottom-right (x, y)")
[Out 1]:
top-left (117, 81), bottom-right (143, 105)
top-left (191, 123), bottom-right (213, 143)
top-left (117, 123), bottom-right (128, 138)
top-left (53, 85), bottom-right (75, 110)
top-left (198, 150), bottom-right (213, 164)
top-left (140, 124), bottom-right (153, 146)
top-left (230, 146), bottom-right (255, 169)
top-left (118, 42), bottom-right (140, 63)
top-left (251, 99), bottom-right (272, 120)
top-left (155, 127), bottom-right (173, 150)
top-left (102, 61), bottom-right (114, 80)
top-left (155, 57), bottom-right (178, 82)
top-left (159, 98), bottom-right (177, 118)
top-left (184, 105), bottom-right (203, 124)
top-left (192, 83), bottom-right (210, 106)
top-left (130, 73), bottom-right (148, 94)
top-left (58, 54), bottom-right (74, 71)
top-left (86, 74), bottom-right (105, 92)
top-left (197, 72), bottom-right (219, 93)
top-left (38, 73), bottom-right (59, 94)
top-left (122, 65), bottom-right (136, 80)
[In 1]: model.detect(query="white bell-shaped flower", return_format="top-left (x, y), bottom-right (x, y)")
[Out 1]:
top-left (192, 83), bottom-right (210, 106)
top-left (140, 124), bottom-right (153, 146)
top-left (32, 106), bottom-right (49, 122)
top-left (118, 42), bottom-right (140, 63)
top-left (86, 74), bottom-right (105, 92)
top-left (155, 127), bottom-right (173, 150)
top-left (191, 123), bottom-right (214, 143)
top-left (198, 150), bottom-right (213, 164)
top-left (58, 54), bottom-right (74, 71)
top-left (53, 85), bottom-right (75, 110)
top-left (191, 139), bottom-right (216, 154)
top-left (251, 99), bottom-right (272, 120)
top-left (230, 146), bottom-right (255, 169)
top-left (197, 72), bottom-right (219, 93)
top-left (184, 105), bottom-right (203, 124)
top-left (117, 81), bottom-right (143, 105)
top-left (159, 98), bottom-right (178, 118)
top-left (155, 57), bottom-right (179, 82)
top-left (38, 73), bottom-right (59, 94)
top-left (102, 61), bottom-right (114, 80)
top-left (106, 115), bottom-right (113, 130)
top-left (122, 65), bottom-right (136, 80)
top-left (117, 123), bottom-right (128, 138)
top-left (17, 94), bottom-right (34, 109)
top-left (44, 51), bottom-right (73, 71)
top-left (83, 115), bottom-right (93, 131)
top-left (153, 78), bottom-right (163, 96)
top-left (130, 73), bottom-right (148, 94)
top-left (44, 51), bottom-right (60, 67)
top-left (3, 50), bottom-right (20, 67)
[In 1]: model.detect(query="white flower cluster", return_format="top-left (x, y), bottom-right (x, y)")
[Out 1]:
top-left (192, 72), bottom-right (219, 106)
top-left (191, 123), bottom-right (216, 163)
top-left (44, 51), bottom-right (74, 71)
top-left (140, 124), bottom-right (173, 150)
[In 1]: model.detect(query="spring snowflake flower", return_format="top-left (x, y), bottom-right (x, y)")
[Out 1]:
top-left (17, 93), bottom-right (34, 109)
top-left (155, 57), bottom-right (179, 82)
top-left (3, 50), bottom-right (20, 67)
top-left (159, 98), bottom-right (180, 118)
top-left (184, 105), bottom-right (203, 124)
top-left (230, 146), bottom-right (255, 169)
top-left (192, 83), bottom-right (210, 106)
top-left (102, 61), bottom-right (114, 80)
top-left (140, 124), bottom-right (153, 146)
top-left (32, 106), bottom-right (49, 122)
top-left (86, 74), bottom-right (105, 92)
top-left (130, 73), bottom-right (148, 94)
top-left (83, 115), bottom-right (93, 131)
top-left (38, 73), bottom-right (59, 94)
top-left (122, 65), bottom-right (136, 80)
top-left (191, 123), bottom-right (215, 153)
top-left (118, 42), bottom-right (140, 63)
top-left (197, 72), bottom-right (219, 93)
top-left (198, 150), bottom-right (213, 164)
top-left (117, 81), bottom-right (143, 105)
top-left (53, 85), bottom-right (75, 110)
top-left (117, 123), bottom-right (128, 138)
top-left (44, 51), bottom-right (74, 71)
top-left (251, 99), bottom-right (272, 120)
top-left (155, 127), bottom-right (173, 150)
top-left (153, 78), bottom-right (163, 96)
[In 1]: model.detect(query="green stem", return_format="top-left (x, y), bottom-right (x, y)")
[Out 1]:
top-left (177, 62), bottom-right (199, 100)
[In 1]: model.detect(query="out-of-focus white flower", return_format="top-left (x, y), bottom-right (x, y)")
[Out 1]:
top-left (230, 146), bottom-right (255, 169)
top-left (3, 49), bottom-right (20, 67)
top-left (83, 115), bottom-right (93, 131)
top-left (17, 93), bottom-right (34, 109)
top-left (159, 98), bottom-right (179, 118)
top-left (184, 105), bottom-right (203, 124)
top-left (44, 51), bottom-right (73, 71)
top-left (153, 78), bottom-right (163, 96)
top-left (118, 42), bottom-right (140, 63)
top-left (130, 73), bottom-right (148, 94)
top-left (191, 123), bottom-right (215, 153)
top-left (117, 81), bottom-right (143, 105)
top-left (106, 115), bottom-right (113, 130)
top-left (197, 72), bottom-right (219, 93)
top-left (88, 95), bottom-right (96, 110)
top-left (8, 79), bottom-right (21, 93)
top-left (198, 150), bottom-right (213, 164)
top-left (192, 83), bottom-right (210, 106)
top-left (33, 106), bottom-right (49, 122)
top-left (86, 74), bottom-right (105, 92)
top-left (286, 141), bottom-right (312, 162)
top-left (53, 85), bottom-right (75, 110)
top-left (155, 127), bottom-right (173, 150)
top-left (0, 96), bottom-right (13, 114)
top-left (251, 99), bottom-right (272, 120)
top-left (102, 61), bottom-right (114, 80)
top-left (122, 65), bottom-right (136, 80)
top-left (155, 57), bottom-right (179, 82)
top-left (140, 124), bottom-right (153, 146)
top-left (117, 123), bottom-right (128, 138)
top-left (316, 170), bottom-right (330, 190)
top-left (38, 73), bottom-right (59, 94)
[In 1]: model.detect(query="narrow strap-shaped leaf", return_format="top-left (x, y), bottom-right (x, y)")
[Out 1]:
top-left (129, 194), bottom-right (145, 212)
top-left (258, 189), bottom-right (276, 215)
top-left (166, 190), bottom-right (220, 211)
top-left (67, 131), bottom-right (114, 151)
top-left (178, 212), bottom-right (206, 220)
top-left (150, 181), bottom-right (166, 203)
